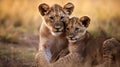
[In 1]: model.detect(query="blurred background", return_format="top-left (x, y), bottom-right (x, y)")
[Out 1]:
top-left (0, 0), bottom-right (120, 67)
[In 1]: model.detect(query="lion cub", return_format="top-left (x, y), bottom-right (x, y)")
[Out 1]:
top-left (36, 2), bottom-right (74, 63)
top-left (65, 16), bottom-right (108, 66)
top-left (66, 16), bottom-right (91, 54)
top-left (52, 16), bottom-right (120, 67)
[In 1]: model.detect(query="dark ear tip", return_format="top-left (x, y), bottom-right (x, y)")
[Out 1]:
top-left (80, 16), bottom-right (90, 22)
top-left (38, 3), bottom-right (49, 16)
top-left (65, 2), bottom-right (74, 8)
top-left (64, 2), bottom-right (74, 15)
top-left (38, 3), bottom-right (47, 8)
top-left (80, 16), bottom-right (91, 27)
top-left (66, 2), bottom-right (74, 5)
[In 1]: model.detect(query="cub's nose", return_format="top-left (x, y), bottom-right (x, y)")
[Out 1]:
top-left (69, 33), bottom-right (74, 38)
top-left (54, 23), bottom-right (62, 29)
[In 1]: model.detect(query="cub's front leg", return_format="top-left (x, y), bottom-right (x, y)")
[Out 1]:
top-left (40, 41), bottom-right (52, 62)
top-left (40, 42), bottom-right (59, 63)
top-left (44, 46), bottom-right (52, 62)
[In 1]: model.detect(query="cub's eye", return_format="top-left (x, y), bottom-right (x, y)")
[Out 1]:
top-left (66, 28), bottom-right (69, 31)
top-left (50, 17), bottom-right (54, 20)
top-left (75, 28), bottom-right (79, 31)
top-left (60, 16), bottom-right (64, 19)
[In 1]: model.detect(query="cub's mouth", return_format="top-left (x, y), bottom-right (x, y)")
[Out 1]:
top-left (51, 31), bottom-right (63, 36)
top-left (51, 27), bottom-right (64, 36)
top-left (51, 30), bottom-right (63, 36)
top-left (67, 37), bottom-right (78, 43)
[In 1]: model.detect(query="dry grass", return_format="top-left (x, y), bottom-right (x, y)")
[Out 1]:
top-left (0, 43), bottom-right (36, 67)
top-left (0, 34), bottom-right (39, 67)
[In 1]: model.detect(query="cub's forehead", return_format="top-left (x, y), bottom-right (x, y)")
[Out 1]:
top-left (68, 17), bottom-right (83, 27)
top-left (51, 4), bottom-right (63, 12)
top-left (48, 4), bottom-right (66, 16)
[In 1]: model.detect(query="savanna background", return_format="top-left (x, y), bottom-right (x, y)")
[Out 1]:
top-left (0, 0), bottom-right (120, 67)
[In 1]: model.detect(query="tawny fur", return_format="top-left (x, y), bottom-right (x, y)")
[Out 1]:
top-left (35, 2), bottom-right (74, 67)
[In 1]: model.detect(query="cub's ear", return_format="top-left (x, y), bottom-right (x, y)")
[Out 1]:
top-left (80, 16), bottom-right (90, 27)
top-left (63, 2), bottom-right (74, 15)
top-left (38, 3), bottom-right (49, 16)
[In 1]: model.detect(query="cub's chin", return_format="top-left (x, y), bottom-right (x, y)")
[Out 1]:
top-left (51, 31), bottom-right (62, 36)
top-left (68, 39), bottom-right (77, 43)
